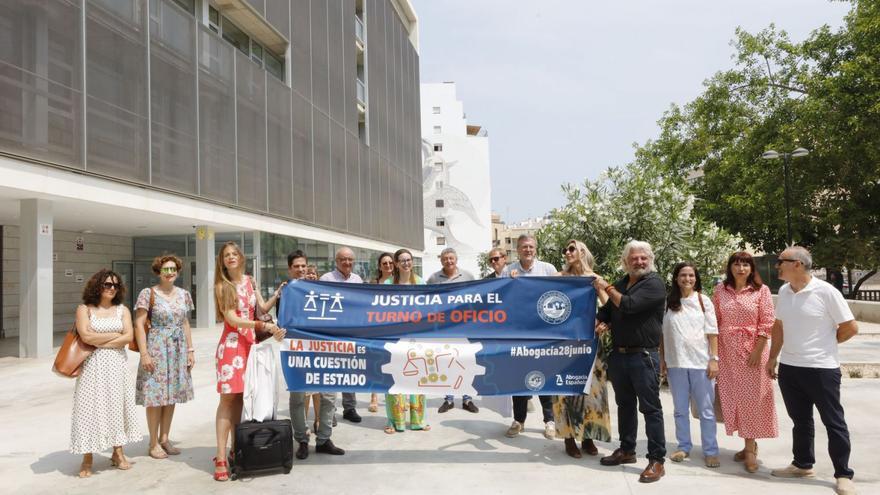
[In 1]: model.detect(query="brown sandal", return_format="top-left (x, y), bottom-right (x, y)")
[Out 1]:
top-left (744, 446), bottom-right (758, 473)
top-left (734, 442), bottom-right (758, 462)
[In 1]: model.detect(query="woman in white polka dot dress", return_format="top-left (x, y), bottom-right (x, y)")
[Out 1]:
top-left (70, 269), bottom-right (142, 478)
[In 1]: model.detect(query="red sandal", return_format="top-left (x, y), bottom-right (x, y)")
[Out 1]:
top-left (212, 457), bottom-right (229, 481)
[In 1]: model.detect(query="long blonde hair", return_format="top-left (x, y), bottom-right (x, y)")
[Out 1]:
top-left (392, 248), bottom-right (419, 284)
top-left (214, 241), bottom-right (246, 319)
top-left (562, 240), bottom-right (596, 277)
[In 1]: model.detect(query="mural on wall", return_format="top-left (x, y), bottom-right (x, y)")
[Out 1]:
top-left (421, 139), bottom-right (486, 252)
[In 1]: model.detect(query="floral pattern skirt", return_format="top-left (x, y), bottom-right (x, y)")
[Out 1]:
top-left (136, 325), bottom-right (194, 407)
top-left (385, 394), bottom-right (427, 431)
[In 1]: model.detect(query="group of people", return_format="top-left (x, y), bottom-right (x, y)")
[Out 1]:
top-left (66, 236), bottom-right (859, 495)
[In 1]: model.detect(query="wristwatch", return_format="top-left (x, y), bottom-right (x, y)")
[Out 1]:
top-left (709, 355), bottom-right (720, 362)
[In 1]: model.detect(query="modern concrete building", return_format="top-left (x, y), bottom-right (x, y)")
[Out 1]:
top-left (420, 82), bottom-right (491, 276)
top-left (0, 0), bottom-right (423, 357)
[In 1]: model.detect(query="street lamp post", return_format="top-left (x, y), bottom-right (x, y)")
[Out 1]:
top-left (761, 147), bottom-right (809, 246)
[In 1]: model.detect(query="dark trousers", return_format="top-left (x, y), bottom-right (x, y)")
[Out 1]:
top-left (512, 395), bottom-right (553, 424)
top-left (778, 363), bottom-right (854, 479)
top-left (607, 350), bottom-right (666, 462)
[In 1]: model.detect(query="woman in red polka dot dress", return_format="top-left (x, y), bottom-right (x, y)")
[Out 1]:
top-left (712, 252), bottom-right (778, 474)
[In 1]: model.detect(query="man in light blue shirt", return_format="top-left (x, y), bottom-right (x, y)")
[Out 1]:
top-left (502, 234), bottom-right (558, 440)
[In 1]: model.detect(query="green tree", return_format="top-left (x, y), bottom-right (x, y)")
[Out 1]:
top-left (536, 163), bottom-right (739, 286)
top-left (636, 0), bottom-right (880, 295)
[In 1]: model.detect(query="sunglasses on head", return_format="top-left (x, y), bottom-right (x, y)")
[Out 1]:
top-left (102, 282), bottom-right (120, 290)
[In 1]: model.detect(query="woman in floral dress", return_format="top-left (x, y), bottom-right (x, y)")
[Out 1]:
top-left (552, 240), bottom-right (612, 458)
top-left (212, 241), bottom-right (285, 481)
top-left (712, 252), bottom-right (778, 473)
top-left (382, 248), bottom-right (430, 434)
top-left (134, 254), bottom-right (195, 460)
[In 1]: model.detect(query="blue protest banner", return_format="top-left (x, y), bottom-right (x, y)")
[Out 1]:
top-left (276, 277), bottom-right (597, 396)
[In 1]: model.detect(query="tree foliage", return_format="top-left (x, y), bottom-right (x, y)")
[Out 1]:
top-left (633, 0), bottom-right (880, 294)
top-left (536, 164), bottom-right (739, 285)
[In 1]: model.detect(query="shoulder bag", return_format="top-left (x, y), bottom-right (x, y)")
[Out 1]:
top-left (52, 308), bottom-right (96, 378)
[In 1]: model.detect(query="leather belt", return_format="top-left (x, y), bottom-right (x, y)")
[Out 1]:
top-left (614, 346), bottom-right (658, 354)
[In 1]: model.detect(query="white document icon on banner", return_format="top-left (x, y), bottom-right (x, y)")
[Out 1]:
top-left (382, 338), bottom-right (485, 396)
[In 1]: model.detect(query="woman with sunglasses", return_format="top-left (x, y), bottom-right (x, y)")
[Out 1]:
top-left (70, 269), bottom-right (141, 478)
top-left (133, 255), bottom-right (195, 460)
top-left (382, 249), bottom-right (430, 434)
top-left (712, 252), bottom-right (778, 473)
top-left (212, 241), bottom-right (286, 481)
top-left (552, 240), bottom-right (612, 458)
top-left (367, 252), bottom-right (395, 412)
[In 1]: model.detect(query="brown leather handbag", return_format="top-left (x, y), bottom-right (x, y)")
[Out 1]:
top-left (129, 288), bottom-right (155, 353)
top-left (52, 321), bottom-right (96, 378)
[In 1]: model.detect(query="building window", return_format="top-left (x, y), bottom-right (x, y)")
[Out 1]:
top-left (435, 180), bottom-right (443, 189)
top-left (435, 199), bottom-right (444, 208)
top-left (251, 41), bottom-right (264, 65)
top-left (433, 163), bottom-right (443, 172)
top-left (265, 51), bottom-right (284, 80)
top-left (505, 237), bottom-right (511, 245)
top-left (221, 17), bottom-right (250, 56)
top-left (437, 236), bottom-right (446, 245)
top-left (433, 143), bottom-right (443, 152)
top-left (433, 125), bottom-right (441, 134)
top-left (432, 106), bottom-right (441, 114)
top-left (208, 5), bottom-right (220, 32)
top-left (436, 218), bottom-right (445, 227)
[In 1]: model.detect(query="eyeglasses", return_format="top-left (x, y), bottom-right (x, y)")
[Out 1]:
top-left (565, 246), bottom-right (577, 254)
top-left (489, 256), bottom-right (505, 263)
top-left (775, 258), bottom-right (799, 265)
top-left (398, 258), bottom-right (413, 264)
top-left (160, 266), bottom-right (178, 274)
top-left (102, 282), bottom-right (120, 290)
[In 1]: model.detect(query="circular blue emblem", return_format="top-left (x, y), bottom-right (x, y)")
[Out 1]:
top-left (537, 290), bottom-right (572, 324)
top-left (525, 370), bottom-right (546, 391)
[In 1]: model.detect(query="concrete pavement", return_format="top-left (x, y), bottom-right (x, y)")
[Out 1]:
top-left (1, 325), bottom-right (878, 495)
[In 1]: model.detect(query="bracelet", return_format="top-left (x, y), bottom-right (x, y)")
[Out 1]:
top-left (604, 285), bottom-right (616, 294)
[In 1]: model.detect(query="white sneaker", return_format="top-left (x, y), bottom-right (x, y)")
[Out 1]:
top-left (770, 464), bottom-right (816, 478)
top-left (836, 477), bottom-right (856, 495)
top-left (506, 420), bottom-right (523, 438)
top-left (543, 421), bottom-right (556, 439)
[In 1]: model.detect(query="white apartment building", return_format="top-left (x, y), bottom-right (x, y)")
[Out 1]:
top-left (420, 82), bottom-right (492, 277)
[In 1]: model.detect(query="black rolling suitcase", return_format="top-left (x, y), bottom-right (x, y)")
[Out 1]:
top-left (230, 419), bottom-right (294, 479)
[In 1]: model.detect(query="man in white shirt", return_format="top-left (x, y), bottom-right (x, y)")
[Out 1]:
top-left (766, 246), bottom-right (858, 495)
top-left (501, 234), bottom-right (558, 440)
top-left (319, 247), bottom-right (365, 424)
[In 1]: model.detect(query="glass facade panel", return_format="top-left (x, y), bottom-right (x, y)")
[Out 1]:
top-left (291, 92), bottom-right (314, 222)
top-left (312, 110), bottom-right (331, 226)
top-left (0, 0), bottom-right (83, 168)
top-left (327, 0), bottom-right (344, 123)
top-left (309, 0), bottom-right (328, 112)
top-left (198, 27), bottom-right (236, 203)
top-left (85, 0), bottom-right (149, 182)
top-left (330, 122), bottom-right (347, 230)
top-left (346, 133), bottom-right (361, 234)
top-left (290, 0), bottom-right (311, 97)
top-left (235, 51), bottom-right (267, 211)
top-left (267, 76), bottom-right (292, 216)
top-left (149, 0), bottom-right (197, 193)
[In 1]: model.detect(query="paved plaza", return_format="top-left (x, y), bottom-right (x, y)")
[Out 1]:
top-left (1, 325), bottom-right (878, 495)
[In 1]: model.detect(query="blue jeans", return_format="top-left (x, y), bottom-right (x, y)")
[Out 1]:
top-left (445, 395), bottom-right (472, 402)
top-left (667, 367), bottom-right (719, 456)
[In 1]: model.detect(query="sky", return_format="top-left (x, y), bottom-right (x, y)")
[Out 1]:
top-left (410, 0), bottom-right (852, 223)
